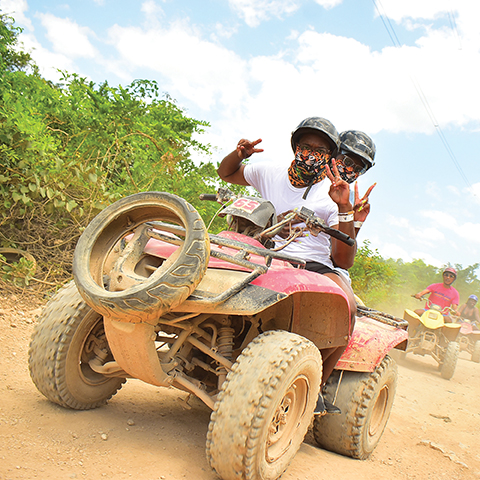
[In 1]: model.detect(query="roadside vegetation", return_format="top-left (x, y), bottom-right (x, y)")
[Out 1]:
top-left (1, 14), bottom-right (478, 313)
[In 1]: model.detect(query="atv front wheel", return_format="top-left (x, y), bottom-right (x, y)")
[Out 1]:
top-left (472, 341), bottom-right (480, 363)
top-left (206, 330), bottom-right (322, 480)
top-left (73, 192), bottom-right (209, 323)
top-left (313, 355), bottom-right (397, 459)
top-left (440, 341), bottom-right (459, 380)
top-left (28, 281), bottom-right (126, 409)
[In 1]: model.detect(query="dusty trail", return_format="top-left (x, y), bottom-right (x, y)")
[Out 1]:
top-left (1, 293), bottom-right (479, 480)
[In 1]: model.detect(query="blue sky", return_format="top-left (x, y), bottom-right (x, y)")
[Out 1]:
top-left (2, 0), bottom-right (479, 271)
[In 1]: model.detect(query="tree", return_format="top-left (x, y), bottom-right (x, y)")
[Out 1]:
top-left (0, 15), bottom-right (218, 288)
top-left (0, 14), bottom-right (35, 73)
top-left (350, 240), bottom-right (400, 308)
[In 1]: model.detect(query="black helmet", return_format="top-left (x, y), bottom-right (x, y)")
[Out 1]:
top-left (291, 117), bottom-right (339, 153)
top-left (339, 130), bottom-right (376, 169)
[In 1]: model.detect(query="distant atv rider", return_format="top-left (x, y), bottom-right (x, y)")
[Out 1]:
top-left (217, 117), bottom-right (358, 412)
top-left (458, 294), bottom-right (480, 326)
top-left (414, 267), bottom-right (460, 318)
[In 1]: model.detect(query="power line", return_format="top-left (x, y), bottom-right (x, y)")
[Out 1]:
top-left (448, 10), bottom-right (462, 50)
top-left (372, 0), bottom-right (471, 189)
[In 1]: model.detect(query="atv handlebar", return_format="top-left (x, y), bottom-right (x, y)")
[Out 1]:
top-left (324, 228), bottom-right (355, 247)
top-left (199, 193), bottom-right (218, 202)
top-left (199, 190), bottom-right (355, 247)
top-left (296, 207), bottom-right (355, 247)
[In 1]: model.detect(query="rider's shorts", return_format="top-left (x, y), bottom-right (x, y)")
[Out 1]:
top-left (304, 261), bottom-right (340, 276)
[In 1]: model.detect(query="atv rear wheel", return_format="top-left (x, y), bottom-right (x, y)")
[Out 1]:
top-left (73, 192), bottom-right (209, 323)
top-left (28, 281), bottom-right (126, 409)
top-left (472, 341), bottom-right (480, 363)
top-left (313, 355), bottom-right (397, 460)
top-left (206, 330), bottom-right (322, 480)
top-left (440, 341), bottom-right (459, 380)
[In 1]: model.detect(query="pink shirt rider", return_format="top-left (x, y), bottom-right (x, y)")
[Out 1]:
top-left (425, 283), bottom-right (460, 313)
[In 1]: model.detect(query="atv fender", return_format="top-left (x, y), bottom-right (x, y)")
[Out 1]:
top-left (335, 317), bottom-right (408, 373)
top-left (442, 323), bottom-right (461, 342)
top-left (103, 316), bottom-right (171, 387)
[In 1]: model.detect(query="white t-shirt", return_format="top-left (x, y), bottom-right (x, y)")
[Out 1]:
top-left (244, 160), bottom-right (338, 267)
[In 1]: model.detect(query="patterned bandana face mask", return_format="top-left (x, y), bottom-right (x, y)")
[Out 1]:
top-left (335, 153), bottom-right (368, 184)
top-left (288, 145), bottom-right (331, 188)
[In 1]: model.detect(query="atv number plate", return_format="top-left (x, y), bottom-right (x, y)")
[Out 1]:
top-left (231, 198), bottom-right (261, 213)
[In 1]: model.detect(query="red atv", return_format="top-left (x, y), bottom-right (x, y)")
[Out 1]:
top-left (29, 189), bottom-right (407, 480)
top-left (456, 319), bottom-right (480, 363)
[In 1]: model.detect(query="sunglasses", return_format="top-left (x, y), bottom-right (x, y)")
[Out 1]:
top-left (339, 151), bottom-right (368, 175)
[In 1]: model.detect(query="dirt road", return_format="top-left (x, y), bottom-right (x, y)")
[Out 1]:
top-left (1, 292), bottom-right (480, 480)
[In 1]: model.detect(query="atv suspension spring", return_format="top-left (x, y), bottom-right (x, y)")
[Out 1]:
top-left (216, 327), bottom-right (235, 389)
top-left (217, 327), bottom-right (235, 361)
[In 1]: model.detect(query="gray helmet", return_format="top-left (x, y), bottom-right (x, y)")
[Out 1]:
top-left (291, 117), bottom-right (340, 153)
top-left (339, 130), bottom-right (376, 169)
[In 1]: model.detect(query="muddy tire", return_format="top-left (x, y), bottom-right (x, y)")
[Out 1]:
top-left (472, 341), bottom-right (480, 363)
top-left (73, 192), bottom-right (209, 322)
top-left (440, 342), bottom-right (459, 380)
top-left (28, 281), bottom-right (126, 409)
top-left (206, 330), bottom-right (322, 480)
top-left (313, 355), bottom-right (397, 460)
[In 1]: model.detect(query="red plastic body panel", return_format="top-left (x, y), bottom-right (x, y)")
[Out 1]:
top-left (335, 316), bottom-right (408, 372)
top-left (459, 322), bottom-right (480, 336)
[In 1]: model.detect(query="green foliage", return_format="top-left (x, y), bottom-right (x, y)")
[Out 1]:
top-left (0, 253), bottom-right (35, 286)
top-left (0, 15), bottom-right (220, 287)
top-left (351, 241), bottom-right (480, 317)
top-left (350, 240), bottom-right (400, 307)
top-left (0, 69), bottom-right (213, 214)
top-left (0, 14), bottom-right (36, 73)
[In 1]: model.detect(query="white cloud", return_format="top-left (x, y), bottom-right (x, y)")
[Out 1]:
top-left (457, 222), bottom-right (480, 244)
top-left (409, 250), bottom-right (444, 267)
top-left (467, 182), bottom-right (480, 204)
top-left (228, 0), bottom-right (300, 27)
top-left (0, 0), bottom-right (32, 30)
top-left (106, 22), bottom-right (249, 111)
top-left (7, 1), bottom-right (480, 139)
top-left (375, 240), bottom-right (445, 267)
top-left (374, 0), bottom-right (455, 22)
top-left (420, 210), bottom-right (458, 228)
top-left (140, 0), bottom-right (165, 28)
top-left (379, 242), bottom-right (412, 262)
top-left (313, 0), bottom-right (342, 8)
top-left (18, 32), bottom-right (78, 80)
top-left (38, 13), bottom-right (98, 58)
top-left (212, 22), bottom-right (238, 40)
top-left (446, 185), bottom-right (460, 196)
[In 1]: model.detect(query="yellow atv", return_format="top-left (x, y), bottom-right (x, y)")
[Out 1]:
top-left (403, 298), bottom-right (461, 379)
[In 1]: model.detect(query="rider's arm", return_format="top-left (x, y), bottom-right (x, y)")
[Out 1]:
top-left (353, 182), bottom-right (375, 236)
top-left (414, 288), bottom-right (431, 299)
top-left (328, 161), bottom-right (356, 270)
top-left (330, 202), bottom-right (356, 270)
top-left (217, 138), bottom-right (263, 186)
top-left (217, 150), bottom-right (249, 185)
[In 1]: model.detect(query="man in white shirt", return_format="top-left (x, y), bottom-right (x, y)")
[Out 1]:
top-left (217, 117), bottom-right (357, 413)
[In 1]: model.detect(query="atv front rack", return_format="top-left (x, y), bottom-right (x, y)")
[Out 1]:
top-left (148, 222), bottom-right (305, 305)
